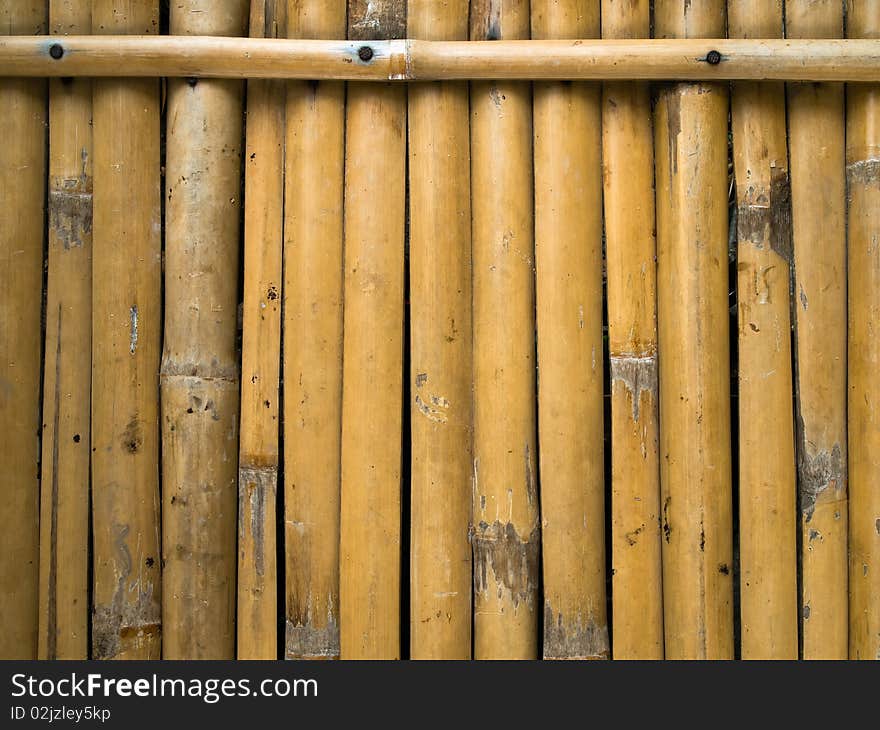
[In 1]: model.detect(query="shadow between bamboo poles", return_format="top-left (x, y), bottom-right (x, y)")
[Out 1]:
top-left (469, 0), bottom-right (540, 661)
top-left (160, 0), bottom-right (247, 660)
top-left (0, 1), bottom-right (46, 661)
top-left (282, 0), bottom-right (345, 661)
top-left (601, 0), bottom-right (664, 661)
top-left (728, 0), bottom-right (798, 660)
top-left (406, 1), bottom-right (473, 660)
top-left (339, 0), bottom-right (407, 660)
top-left (846, 0), bottom-right (880, 662)
top-left (532, 1), bottom-right (607, 661)
top-left (785, 0), bottom-right (848, 660)
top-left (90, 0), bottom-right (162, 661)
top-left (654, 2), bottom-right (734, 660)
top-left (37, 0), bottom-right (91, 661)
top-left (237, 0), bottom-right (286, 660)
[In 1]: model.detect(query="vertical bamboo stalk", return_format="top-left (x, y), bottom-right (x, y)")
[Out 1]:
top-left (283, 0), bottom-right (346, 661)
top-left (785, 0), bottom-right (848, 660)
top-left (728, 0), bottom-right (798, 661)
top-left (601, 0), bottom-right (664, 660)
top-left (0, 1), bottom-right (46, 660)
top-left (339, 0), bottom-right (407, 660)
top-left (532, 0), bottom-right (606, 661)
top-left (237, 0), bottom-right (286, 660)
top-left (470, 0), bottom-right (539, 660)
top-left (37, 0), bottom-right (91, 661)
top-left (90, 0), bottom-right (161, 661)
top-left (407, 0), bottom-right (472, 660)
top-left (654, 1), bottom-right (734, 660)
top-left (847, 0), bottom-right (880, 662)
top-left (161, 0), bottom-right (247, 660)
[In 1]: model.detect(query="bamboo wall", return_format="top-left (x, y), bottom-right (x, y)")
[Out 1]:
top-left (0, 0), bottom-right (878, 661)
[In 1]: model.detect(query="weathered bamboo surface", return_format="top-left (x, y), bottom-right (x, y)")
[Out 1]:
top-left (0, 0), bottom-right (47, 661)
top-left (786, 0), bottom-right (848, 660)
top-left (602, 0), bottom-right (664, 661)
top-left (37, 0), bottom-right (91, 662)
top-left (729, 0), bottom-right (798, 660)
top-left (3, 36), bottom-right (880, 81)
top-left (90, 0), bottom-right (162, 661)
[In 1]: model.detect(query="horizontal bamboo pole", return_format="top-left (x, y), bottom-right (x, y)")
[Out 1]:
top-left (1, 36), bottom-right (880, 81)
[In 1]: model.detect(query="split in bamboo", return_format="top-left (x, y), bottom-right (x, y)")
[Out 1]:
top-left (654, 1), bottom-right (734, 660)
top-left (339, 0), bottom-right (407, 661)
top-left (406, 0), bottom-right (472, 660)
top-left (470, 0), bottom-right (540, 661)
top-left (4, 37), bottom-right (880, 82)
top-left (785, 0), bottom-right (848, 660)
top-left (533, 0), bottom-right (606, 661)
top-left (0, 0), bottom-right (46, 661)
top-left (846, 0), bottom-right (880, 662)
top-left (728, 0), bottom-right (798, 660)
top-left (601, 0), bottom-right (664, 661)
top-left (161, 0), bottom-right (247, 660)
top-left (237, 0), bottom-right (287, 660)
top-left (90, 0), bottom-right (162, 660)
top-left (37, 0), bottom-right (91, 661)
top-left (283, 0), bottom-right (346, 661)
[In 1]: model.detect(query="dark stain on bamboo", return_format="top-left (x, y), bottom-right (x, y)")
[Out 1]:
top-left (472, 521), bottom-right (540, 609)
top-left (543, 602), bottom-right (609, 660)
top-left (285, 615), bottom-right (340, 660)
top-left (469, 0), bottom-right (502, 41)
top-left (348, 0), bottom-right (406, 41)
top-left (797, 439), bottom-right (844, 523)
top-left (736, 171), bottom-right (793, 263)
top-left (848, 158), bottom-right (880, 188)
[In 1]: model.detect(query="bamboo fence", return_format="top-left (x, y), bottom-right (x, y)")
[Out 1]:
top-left (0, 0), bottom-right (878, 661)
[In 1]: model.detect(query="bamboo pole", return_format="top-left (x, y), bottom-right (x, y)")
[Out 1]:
top-left (533, 0), bottom-right (606, 661)
top-left (4, 36), bottom-right (880, 82)
top-left (339, 0), bottom-right (407, 661)
top-left (728, 0), bottom-right (798, 660)
top-left (654, 1), bottom-right (734, 660)
top-left (470, 0), bottom-right (540, 661)
top-left (407, 0), bottom-right (472, 659)
top-left (0, 1), bottom-right (46, 661)
top-left (161, 0), bottom-right (247, 660)
top-left (847, 0), bottom-right (880, 662)
top-left (90, 0), bottom-right (161, 661)
top-left (237, 0), bottom-right (286, 660)
top-left (785, 0), bottom-right (848, 660)
top-left (37, 0), bottom-right (90, 662)
top-left (282, 0), bottom-right (346, 661)
top-left (601, 0), bottom-right (664, 661)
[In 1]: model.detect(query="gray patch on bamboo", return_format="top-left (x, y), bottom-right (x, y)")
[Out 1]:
top-left (847, 158), bottom-right (880, 188)
top-left (736, 173), bottom-right (792, 263)
top-left (348, 0), bottom-right (406, 41)
top-left (49, 188), bottom-right (92, 250)
top-left (285, 614), bottom-right (340, 660)
top-left (524, 444), bottom-right (536, 506)
top-left (238, 466), bottom-right (277, 577)
top-left (472, 520), bottom-right (540, 609)
top-left (129, 306), bottom-right (138, 354)
top-left (610, 354), bottom-right (658, 423)
top-left (543, 602), bottom-right (609, 660)
top-left (470, 0), bottom-right (503, 41)
top-left (798, 442), bottom-right (845, 522)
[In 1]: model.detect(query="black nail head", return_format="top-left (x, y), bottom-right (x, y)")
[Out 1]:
top-left (358, 46), bottom-right (374, 62)
top-left (49, 43), bottom-right (64, 60)
top-left (706, 50), bottom-right (722, 65)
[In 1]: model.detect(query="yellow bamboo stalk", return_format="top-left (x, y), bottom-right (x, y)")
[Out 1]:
top-left (785, 0), bottom-right (848, 660)
top-left (282, 0), bottom-right (346, 661)
top-left (6, 37), bottom-right (880, 82)
top-left (37, 0), bottom-right (90, 662)
top-left (654, 1), bottom-right (734, 660)
top-left (601, 0), bottom-right (663, 661)
top-left (470, 0), bottom-right (539, 661)
top-left (90, 0), bottom-right (161, 661)
top-left (0, 1), bottom-right (46, 661)
top-left (847, 0), bottom-right (880, 662)
top-left (161, 0), bottom-right (247, 660)
top-left (237, 0), bottom-right (286, 660)
top-left (533, 0), bottom-right (606, 661)
top-left (728, 0), bottom-right (798, 660)
top-left (407, 0), bottom-right (472, 660)
top-left (339, 0), bottom-right (407, 660)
